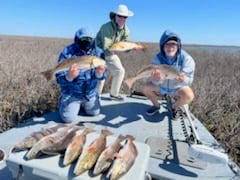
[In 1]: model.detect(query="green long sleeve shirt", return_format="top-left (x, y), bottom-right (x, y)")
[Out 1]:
top-left (96, 20), bottom-right (130, 56)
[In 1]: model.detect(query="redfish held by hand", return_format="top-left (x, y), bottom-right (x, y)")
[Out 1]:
top-left (12, 124), bottom-right (68, 152)
top-left (107, 135), bottom-right (138, 180)
top-left (109, 41), bottom-right (146, 52)
top-left (93, 134), bottom-right (126, 175)
top-left (63, 128), bottom-right (95, 166)
top-left (25, 125), bottom-right (81, 160)
top-left (41, 55), bottom-right (105, 81)
top-left (73, 129), bottom-right (113, 176)
top-left (125, 64), bottom-right (181, 89)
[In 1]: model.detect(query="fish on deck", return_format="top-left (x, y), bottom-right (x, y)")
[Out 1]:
top-left (41, 55), bottom-right (106, 81)
top-left (109, 41), bottom-right (146, 52)
top-left (124, 64), bottom-right (181, 89)
top-left (93, 134), bottom-right (126, 175)
top-left (107, 135), bottom-right (138, 180)
top-left (73, 129), bottom-right (113, 176)
top-left (63, 128), bottom-right (95, 166)
top-left (11, 124), bottom-right (68, 152)
top-left (25, 125), bottom-right (81, 160)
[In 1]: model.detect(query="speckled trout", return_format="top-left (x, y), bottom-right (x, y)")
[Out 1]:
top-left (93, 134), bottom-right (126, 175)
top-left (63, 128), bottom-right (95, 166)
top-left (73, 129), bottom-right (113, 176)
top-left (26, 125), bottom-right (81, 160)
top-left (124, 64), bottom-right (181, 89)
top-left (41, 55), bottom-right (105, 81)
top-left (12, 124), bottom-right (68, 152)
top-left (107, 135), bottom-right (138, 180)
top-left (109, 41), bottom-right (146, 52)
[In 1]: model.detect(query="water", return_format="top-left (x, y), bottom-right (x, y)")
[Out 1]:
top-left (183, 45), bottom-right (240, 53)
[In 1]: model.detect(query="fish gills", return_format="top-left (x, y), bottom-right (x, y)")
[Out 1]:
top-left (41, 55), bottom-right (105, 81)
top-left (63, 128), bottom-right (95, 166)
top-left (93, 134), bottom-right (126, 175)
top-left (73, 129), bottom-right (113, 176)
top-left (107, 135), bottom-right (138, 180)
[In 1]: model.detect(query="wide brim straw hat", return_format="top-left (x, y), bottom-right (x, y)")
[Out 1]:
top-left (109, 4), bottom-right (134, 19)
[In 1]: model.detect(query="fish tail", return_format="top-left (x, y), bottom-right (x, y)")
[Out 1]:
top-left (124, 77), bottom-right (135, 89)
top-left (139, 43), bottom-right (147, 51)
top-left (26, 143), bottom-right (41, 160)
top-left (102, 128), bottom-right (113, 136)
top-left (84, 128), bottom-right (95, 135)
top-left (117, 134), bottom-right (126, 142)
top-left (126, 134), bottom-right (135, 141)
top-left (41, 70), bottom-right (53, 81)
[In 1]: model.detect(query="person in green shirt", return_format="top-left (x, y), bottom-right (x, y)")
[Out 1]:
top-left (96, 4), bottom-right (134, 101)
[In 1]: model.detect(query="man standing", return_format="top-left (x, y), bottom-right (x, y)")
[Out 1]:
top-left (96, 4), bottom-right (134, 101)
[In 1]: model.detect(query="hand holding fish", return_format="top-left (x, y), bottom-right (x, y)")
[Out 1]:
top-left (174, 72), bottom-right (185, 82)
top-left (95, 65), bottom-right (106, 76)
top-left (67, 63), bottom-right (79, 81)
top-left (124, 64), bottom-right (181, 89)
top-left (151, 68), bottom-right (161, 80)
top-left (151, 68), bottom-right (167, 82)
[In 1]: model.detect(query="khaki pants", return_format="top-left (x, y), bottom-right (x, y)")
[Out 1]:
top-left (98, 54), bottom-right (125, 96)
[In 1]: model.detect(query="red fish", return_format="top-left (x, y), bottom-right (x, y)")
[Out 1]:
top-left (107, 135), bottom-right (138, 180)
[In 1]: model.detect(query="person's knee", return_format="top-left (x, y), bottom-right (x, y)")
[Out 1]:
top-left (85, 109), bottom-right (100, 116)
top-left (59, 111), bottom-right (78, 123)
top-left (113, 67), bottom-right (125, 76)
top-left (143, 83), bottom-right (152, 95)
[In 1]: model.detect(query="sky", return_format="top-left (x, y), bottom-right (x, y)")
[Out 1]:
top-left (1, 0), bottom-right (240, 46)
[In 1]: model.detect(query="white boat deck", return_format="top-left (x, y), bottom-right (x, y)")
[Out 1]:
top-left (0, 93), bottom-right (239, 179)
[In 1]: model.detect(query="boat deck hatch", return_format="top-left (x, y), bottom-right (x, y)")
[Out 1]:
top-left (146, 136), bottom-right (207, 169)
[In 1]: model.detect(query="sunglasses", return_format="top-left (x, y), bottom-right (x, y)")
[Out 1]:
top-left (117, 15), bottom-right (128, 19)
top-left (80, 37), bottom-right (93, 42)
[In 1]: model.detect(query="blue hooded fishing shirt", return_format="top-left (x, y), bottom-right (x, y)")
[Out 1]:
top-left (151, 30), bottom-right (195, 92)
top-left (56, 28), bottom-right (107, 100)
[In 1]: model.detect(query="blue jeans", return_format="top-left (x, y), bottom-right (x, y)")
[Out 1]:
top-left (58, 94), bottom-right (100, 123)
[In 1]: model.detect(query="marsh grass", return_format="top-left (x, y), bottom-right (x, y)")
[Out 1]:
top-left (0, 35), bottom-right (239, 166)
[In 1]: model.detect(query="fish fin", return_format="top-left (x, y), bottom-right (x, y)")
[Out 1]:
top-left (124, 78), bottom-right (135, 89)
top-left (159, 75), bottom-right (167, 84)
top-left (41, 70), bottom-right (53, 81)
top-left (86, 146), bottom-right (95, 153)
top-left (41, 150), bottom-right (59, 156)
top-left (141, 43), bottom-right (147, 52)
top-left (136, 43), bottom-right (147, 52)
top-left (113, 152), bottom-right (122, 159)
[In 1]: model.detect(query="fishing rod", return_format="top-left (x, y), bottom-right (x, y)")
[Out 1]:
top-left (181, 105), bottom-right (229, 165)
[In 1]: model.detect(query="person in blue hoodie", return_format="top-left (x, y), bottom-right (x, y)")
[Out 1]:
top-left (56, 27), bottom-right (107, 123)
top-left (143, 30), bottom-right (195, 116)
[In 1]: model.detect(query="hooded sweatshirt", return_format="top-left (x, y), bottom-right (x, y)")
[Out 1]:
top-left (151, 30), bottom-right (195, 92)
top-left (55, 28), bottom-right (107, 100)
